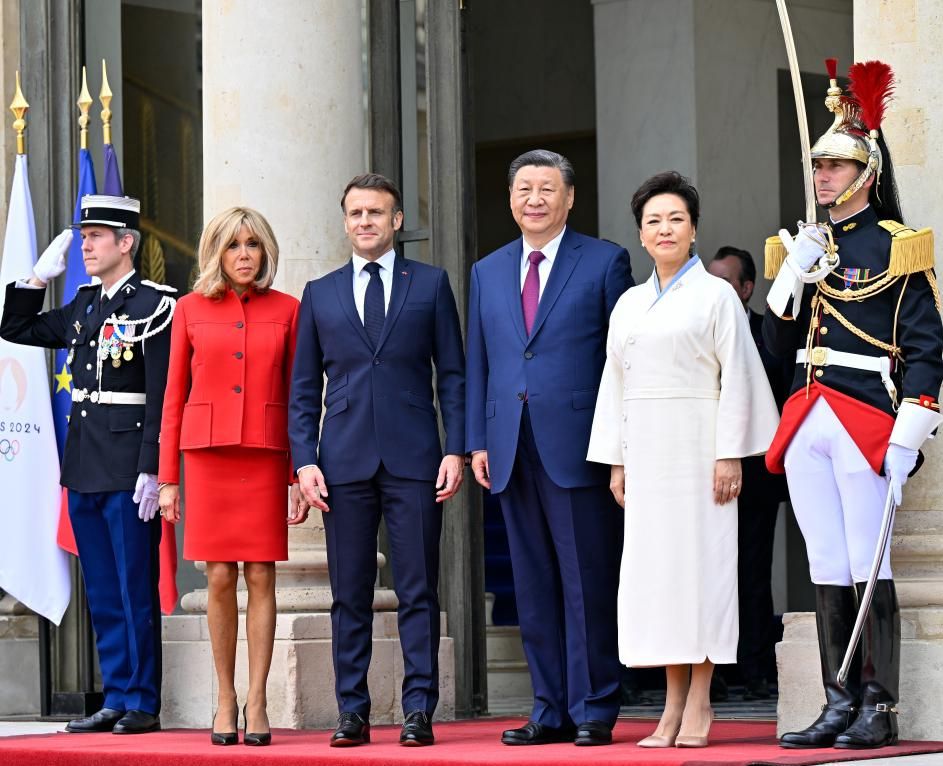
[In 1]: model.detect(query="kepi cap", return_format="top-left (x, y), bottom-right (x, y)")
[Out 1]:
top-left (73, 194), bottom-right (140, 230)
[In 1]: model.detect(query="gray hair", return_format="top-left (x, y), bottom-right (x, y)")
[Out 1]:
top-left (114, 228), bottom-right (141, 259)
top-left (507, 149), bottom-right (575, 187)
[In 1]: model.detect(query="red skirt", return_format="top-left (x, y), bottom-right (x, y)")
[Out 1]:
top-left (182, 446), bottom-right (289, 562)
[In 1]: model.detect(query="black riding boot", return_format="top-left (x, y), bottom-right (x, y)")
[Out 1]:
top-left (834, 580), bottom-right (900, 749)
top-left (780, 584), bottom-right (861, 748)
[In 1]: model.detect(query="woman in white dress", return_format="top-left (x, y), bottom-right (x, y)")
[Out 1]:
top-left (588, 172), bottom-right (779, 748)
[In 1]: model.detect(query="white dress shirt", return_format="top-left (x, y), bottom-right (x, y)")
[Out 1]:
top-left (520, 226), bottom-right (566, 300)
top-left (101, 269), bottom-right (136, 300)
top-left (352, 249), bottom-right (396, 323)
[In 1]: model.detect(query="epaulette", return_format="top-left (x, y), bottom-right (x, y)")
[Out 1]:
top-left (764, 235), bottom-right (786, 280)
top-left (140, 279), bottom-right (178, 293)
top-left (77, 282), bottom-right (99, 291)
top-left (879, 220), bottom-right (935, 276)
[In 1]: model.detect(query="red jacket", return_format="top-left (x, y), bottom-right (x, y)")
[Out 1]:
top-left (158, 287), bottom-right (299, 484)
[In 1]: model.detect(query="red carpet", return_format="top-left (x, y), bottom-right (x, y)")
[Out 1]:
top-left (1, 717), bottom-right (941, 766)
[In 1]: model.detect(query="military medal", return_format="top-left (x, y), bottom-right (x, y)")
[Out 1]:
top-left (112, 358), bottom-right (121, 368)
top-left (123, 346), bottom-right (134, 362)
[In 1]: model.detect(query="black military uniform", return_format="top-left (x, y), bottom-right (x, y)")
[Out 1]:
top-left (0, 195), bottom-right (175, 733)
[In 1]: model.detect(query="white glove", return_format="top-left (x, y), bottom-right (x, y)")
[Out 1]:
top-left (133, 473), bottom-right (160, 521)
top-left (32, 229), bottom-right (73, 283)
top-left (884, 443), bottom-right (919, 505)
top-left (780, 224), bottom-right (829, 271)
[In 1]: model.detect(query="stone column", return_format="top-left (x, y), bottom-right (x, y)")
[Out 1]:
top-left (778, 0), bottom-right (943, 740)
top-left (161, 0), bottom-right (454, 729)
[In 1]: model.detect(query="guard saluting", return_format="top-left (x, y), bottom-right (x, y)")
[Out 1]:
top-left (0, 195), bottom-right (175, 734)
top-left (763, 61), bottom-right (943, 749)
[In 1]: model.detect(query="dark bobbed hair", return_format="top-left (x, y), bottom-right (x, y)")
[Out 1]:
top-left (507, 149), bottom-right (575, 187)
top-left (712, 246), bottom-right (756, 285)
top-left (341, 173), bottom-right (404, 215)
top-left (630, 171), bottom-right (700, 229)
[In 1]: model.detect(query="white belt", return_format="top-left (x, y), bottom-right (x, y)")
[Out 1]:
top-left (71, 389), bottom-right (146, 405)
top-left (797, 347), bottom-right (897, 403)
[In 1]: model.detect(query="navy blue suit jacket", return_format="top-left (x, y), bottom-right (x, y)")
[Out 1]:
top-left (289, 255), bottom-right (465, 485)
top-left (465, 229), bottom-right (633, 493)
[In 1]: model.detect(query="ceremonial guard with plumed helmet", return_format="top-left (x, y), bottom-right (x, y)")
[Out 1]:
top-left (763, 60), bottom-right (943, 750)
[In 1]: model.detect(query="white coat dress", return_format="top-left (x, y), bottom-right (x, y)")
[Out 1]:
top-left (587, 258), bottom-right (779, 666)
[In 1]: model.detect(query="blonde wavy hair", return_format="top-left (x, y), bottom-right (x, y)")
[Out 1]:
top-left (193, 207), bottom-right (279, 298)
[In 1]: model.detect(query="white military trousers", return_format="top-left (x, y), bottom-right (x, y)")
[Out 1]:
top-left (784, 397), bottom-right (892, 585)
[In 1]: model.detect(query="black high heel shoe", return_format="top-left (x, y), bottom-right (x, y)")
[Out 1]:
top-left (210, 707), bottom-right (239, 746)
top-left (243, 704), bottom-right (272, 747)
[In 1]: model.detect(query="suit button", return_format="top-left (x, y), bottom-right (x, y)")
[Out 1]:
top-left (820, 326), bottom-right (829, 335)
top-left (234, 351), bottom-right (243, 359)
top-left (233, 385), bottom-right (242, 393)
top-left (374, 358), bottom-right (380, 365)
top-left (86, 363), bottom-right (92, 370)
top-left (815, 369), bottom-right (824, 378)
top-left (235, 321), bottom-right (244, 329)
top-left (524, 351), bottom-right (534, 360)
top-left (81, 410), bottom-right (87, 417)
top-left (71, 339), bottom-right (77, 345)
top-left (517, 392), bottom-right (525, 400)
top-left (89, 340), bottom-right (96, 347)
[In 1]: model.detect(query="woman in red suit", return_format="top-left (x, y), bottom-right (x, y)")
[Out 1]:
top-left (158, 207), bottom-right (306, 746)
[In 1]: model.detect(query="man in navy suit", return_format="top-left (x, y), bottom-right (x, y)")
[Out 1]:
top-left (289, 173), bottom-right (465, 748)
top-left (466, 150), bottom-right (633, 746)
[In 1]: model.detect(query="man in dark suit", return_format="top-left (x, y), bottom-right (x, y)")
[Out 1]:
top-left (289, 173), bottom-right (465, 748)
top-left (1, 195), bottom-right (174, 734)
top-left (708, 246), bottom-right (791, 700)
top-left (466, 150), bottom-right (633, 746)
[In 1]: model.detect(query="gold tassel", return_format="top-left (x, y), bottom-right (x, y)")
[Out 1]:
top-left (764, 235), bottom-right (786, 279)
top-left (878, 221), bottom-right (936, 276)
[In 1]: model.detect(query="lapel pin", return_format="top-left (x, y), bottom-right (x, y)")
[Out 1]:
top-left (73, 321), bottom-right (83, 333)
top-left (85, 305), bottom-right (93, 315)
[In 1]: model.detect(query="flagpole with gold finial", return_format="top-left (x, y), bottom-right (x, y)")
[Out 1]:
top-left (9, 71), bottom-right (28, 156)
top-left (77, 66), bottom-right (92, 150)
top-left (100, 59), bottom-right (113, 146)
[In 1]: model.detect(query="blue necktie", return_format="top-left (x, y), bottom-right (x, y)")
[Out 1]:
top-left (363, 262), bottom-right (385, 348)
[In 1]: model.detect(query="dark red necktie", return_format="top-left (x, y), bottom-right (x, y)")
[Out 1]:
top-left (521, 250), bottom-right (545, 335)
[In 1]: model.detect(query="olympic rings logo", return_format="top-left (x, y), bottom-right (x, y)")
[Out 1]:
top-left (0, 439), bottom-right (20, 462)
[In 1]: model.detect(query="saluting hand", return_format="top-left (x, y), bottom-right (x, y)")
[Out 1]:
top-left (435, 454), bottom-right (465, 503)
top-left (32, 228), bottom-right (73, 285)
top-left (298, 465), bottom-right (330, 513)
top-left (158, 484), bottom-right (181, 524)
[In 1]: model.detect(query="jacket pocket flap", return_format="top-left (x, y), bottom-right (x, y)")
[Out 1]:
top-left (572, 388), bottom-right (598, 410)
top-left (108, 405), bottom-right (146, 433)
top-left (407, 391), bottom-right (436, 413)
top-left (325, 373), bottom-right (349, 395)
top-left (324, 397), bottom-right (348, 420)
top-left (180, 402), bottom-right (212, 449)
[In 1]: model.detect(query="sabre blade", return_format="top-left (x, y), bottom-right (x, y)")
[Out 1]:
top-left (774, 0), bottom-right (817, 222)
top-left (837, 483), bottom-right (897, 687)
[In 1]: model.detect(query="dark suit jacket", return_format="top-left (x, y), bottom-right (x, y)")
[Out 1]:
top-left (1, 274), bottom-right (173, 492)
top-left (288, 255), bottom-right (465, 485)
top-left (465, 228), bottom-right (633, 493)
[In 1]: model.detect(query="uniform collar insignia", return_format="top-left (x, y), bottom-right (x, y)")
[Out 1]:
top-left (73, 320), bottom-right (82, 333)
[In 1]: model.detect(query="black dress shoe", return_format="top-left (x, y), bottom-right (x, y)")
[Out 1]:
top-left (501, 721), bottom-right (576, 745)
top-left (400, 710), bottom-right (434, 746)
top-left (65, 708), bottom-right (125, 733)
top-left (574, 720), bottom-right (613, 746)
top-left (330, 712), bottom-right (370, 747)
top-left (833, 704), bottom-right (899, 749)
top-left (112, 710), bottom-right (161, 735)
top-left (210, 706), bottom-right (239, 745)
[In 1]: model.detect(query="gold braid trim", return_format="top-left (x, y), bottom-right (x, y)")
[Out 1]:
top-left (817, 270), bottom-right (900, 301)
top-left (764, 235), bottom-right (786, 279)
top-left (878, 221), bottom-right (936, 276)
top-left (924, 268), bottom-right (942, 312)
top-left (816, 293), bottom-right (902, 357)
